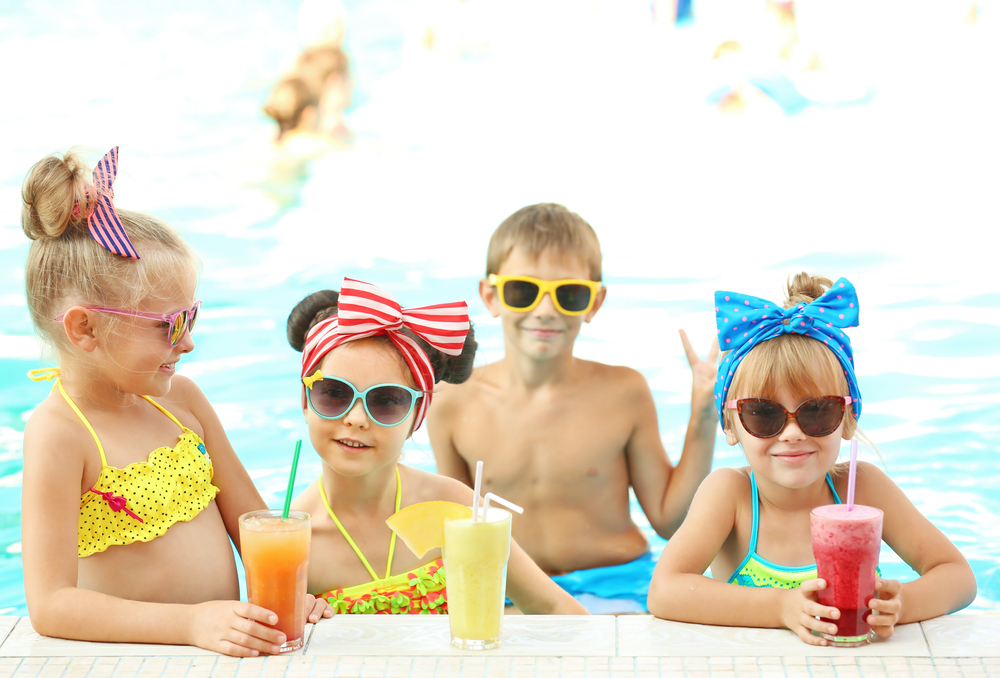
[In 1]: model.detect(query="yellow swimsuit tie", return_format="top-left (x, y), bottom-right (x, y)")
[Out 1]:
top-left (27, 367), bottom-right (61, 382)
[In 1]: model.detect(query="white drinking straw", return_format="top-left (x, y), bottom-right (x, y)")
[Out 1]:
top-left (472, 460), bottom-right (484, 524)
top-left (847, 438), bottom-right (858, 511)
top-left (482, 492), bottom-right (524, 522)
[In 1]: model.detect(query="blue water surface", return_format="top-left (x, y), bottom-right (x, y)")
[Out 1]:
top-left (1, 0), bottom-right (998, 616)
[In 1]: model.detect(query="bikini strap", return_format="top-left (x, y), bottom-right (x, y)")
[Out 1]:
top-left (141, 396), bottom-right (187, 432)
top-left (29, 370), bottom-right (109, 468)
top-left (827, 473), bottom-right (842, 504)
top-left (319, 467), bottom-right (402, 582)
top-left (748, 470), bottom-right (760, 556)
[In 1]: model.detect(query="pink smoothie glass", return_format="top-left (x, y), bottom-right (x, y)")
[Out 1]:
top-left (810, 504), bottom-right (883, 647)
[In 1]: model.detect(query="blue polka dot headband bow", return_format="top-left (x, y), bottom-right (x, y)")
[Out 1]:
top-left (713, 277), bottom-right (862, 427)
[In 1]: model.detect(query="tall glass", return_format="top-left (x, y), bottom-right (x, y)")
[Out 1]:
top-left (239, 509), bottom-right (311, 653)
top-left (810, 504), bottom-right (883, 647)
top-left (443, 508), bottom-right (512, 650)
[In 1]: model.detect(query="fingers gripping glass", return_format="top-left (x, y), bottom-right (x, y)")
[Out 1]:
top-left (54, 300), bottom-right (202, 347)
top-left (303, 371), bottom-right (424, 427)
top-left (725, 396), bottom-right (853, 438)
top-left (488, 274), bottom-right (601, 316)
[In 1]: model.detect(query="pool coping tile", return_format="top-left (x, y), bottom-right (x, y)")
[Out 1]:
top-left (616, 616), bottom-right (930, 657)
top-left (305, 615), bottom-right (617, 656)
top-left (921, 615), bottom-right (1000, 657)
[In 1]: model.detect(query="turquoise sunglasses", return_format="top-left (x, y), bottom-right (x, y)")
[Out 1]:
top-left (303, 370), bottom-right (423, 427)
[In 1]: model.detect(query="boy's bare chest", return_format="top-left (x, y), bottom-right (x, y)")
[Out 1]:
top-left (452, 392), bottom-right (633, 487)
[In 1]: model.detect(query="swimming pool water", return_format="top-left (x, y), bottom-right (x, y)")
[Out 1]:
top-left (0, 0), bottom-right (998, 616)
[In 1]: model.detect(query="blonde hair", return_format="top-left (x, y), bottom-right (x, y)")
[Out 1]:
top-left (722, 273), bottom-right (859, 441)
top-left (22, 149), bottom-right (200, 356)
top-left (486, 203), bottom-right (602, 281)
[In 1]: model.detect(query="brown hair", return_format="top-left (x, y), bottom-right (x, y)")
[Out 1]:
top-left (722, 273), bottom-right (859, 440)
top-left (22, 149), bottom-right (199, 356)
top-left (486, 203), bottom-right (602, 281)
top-left (294, 45), bottom-right (349, 97)
top-left (263, 77), bottom-right (317, 140)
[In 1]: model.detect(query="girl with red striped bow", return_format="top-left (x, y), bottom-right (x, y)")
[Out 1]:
top-left (288, 279), bottom-right (588, 615)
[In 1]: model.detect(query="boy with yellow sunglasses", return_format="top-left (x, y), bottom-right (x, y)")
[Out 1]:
top-left (427, 202), bottom-right (719, 613)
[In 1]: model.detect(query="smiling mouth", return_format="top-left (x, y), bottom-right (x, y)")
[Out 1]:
top-left (337, 439), bottom-right (370, 450)
top-left (774, 452), bottom-right (814, 462)
top-left (160, 362), bottom-right (176, 371)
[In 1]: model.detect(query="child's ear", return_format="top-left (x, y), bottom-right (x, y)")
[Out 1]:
top-left (301, 387), bottom-right (309, 417)
top-left (479, 278), bottom-right (501, 318)
top-left (725, 425), bottom-right (740, 446)
top-left (62, 307), bottom-right (99, 353)
top-left (584, 285), bottom-right (608, 323)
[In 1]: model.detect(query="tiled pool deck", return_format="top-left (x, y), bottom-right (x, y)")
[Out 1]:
top-left (0, 615), bottom-right (996, 678)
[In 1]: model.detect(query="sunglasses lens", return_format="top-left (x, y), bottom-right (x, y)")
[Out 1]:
top-left (310, 378), bottom-right (355, 418)
top-left (365, 386), bottom-right (414, 425)
top-left (555, 284), bottom-right (593, 313)
top-left (502, 280), bottom-right (540, 309)
top-left (169, 311), bottom-right (187, 346)
top-left (188, 302), bottom-right (200, 334)
top-left (798, 398), bottom-right (844, 437)
top-left (741, 400), bottom-right (785, 438)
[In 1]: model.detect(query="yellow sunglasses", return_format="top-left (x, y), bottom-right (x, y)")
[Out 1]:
top-left (488, 274), bottom-right (602, 316)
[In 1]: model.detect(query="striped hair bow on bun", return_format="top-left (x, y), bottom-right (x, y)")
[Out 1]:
top-left (714, 277), bottom-right (862, 426)
top-left (301, 278), bottom-right (471, 431)
top-left (73, 147), bottom-right (140, 260)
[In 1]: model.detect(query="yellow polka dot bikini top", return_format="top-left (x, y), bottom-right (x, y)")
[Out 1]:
top-left (29, 369), bottom-right (220, 558)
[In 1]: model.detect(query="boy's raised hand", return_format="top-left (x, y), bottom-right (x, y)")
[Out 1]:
top-left (678, 329), bottom-right (720, 405)
top-left (868, 578), bottom-right (903, 639)
top-left (780, 578), bottom-right (841, 646)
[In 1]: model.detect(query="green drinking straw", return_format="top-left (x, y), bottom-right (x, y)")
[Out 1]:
top-left (282, 440), bottom-right (302, 519)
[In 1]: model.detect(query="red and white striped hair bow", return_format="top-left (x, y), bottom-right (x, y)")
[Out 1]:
top-left (72, 147), bottom-right (140, 260)
top-left (301, 278), bottom-right (471, 431)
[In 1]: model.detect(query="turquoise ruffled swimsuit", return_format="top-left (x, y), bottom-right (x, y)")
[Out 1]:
top-left (728, 471), bottom-right (879, 588)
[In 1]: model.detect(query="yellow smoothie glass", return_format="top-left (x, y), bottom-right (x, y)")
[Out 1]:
top-left (443, 508), bottom-right (512, 650)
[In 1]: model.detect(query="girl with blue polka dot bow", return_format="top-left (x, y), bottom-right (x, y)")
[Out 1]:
top-left (647, 273), bottom-right (976, 646)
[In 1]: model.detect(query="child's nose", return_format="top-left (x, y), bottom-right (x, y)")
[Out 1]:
top-left (533, 291), bottom-right (559, 317)
top-left (778, 415), bottom-right (808, 440)
top-left (177, 328), bottom-right (195, 353)
top-left (343, 397), bottom-right (370, 427)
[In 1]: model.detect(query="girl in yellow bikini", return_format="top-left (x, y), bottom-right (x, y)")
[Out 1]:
top-left (288, 279), bottom-right (587, 615)
top-left (20, 147), bottom-right (329, 657)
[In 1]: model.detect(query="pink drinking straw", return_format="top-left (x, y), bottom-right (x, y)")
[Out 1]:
top-left (846, 438), bottom-right (858, 511)
top-left (472, 460), bottom-right (484, 523)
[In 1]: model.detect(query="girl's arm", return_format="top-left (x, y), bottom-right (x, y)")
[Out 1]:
top-left (21, 408), bottom-right (285, 656)
top-left (647, 469), bottom-right (838, 645)
top-left (856, 462), bottom-right (976, 630)
top-left (505, 541), bottom-right (589, 614)
top-left (172, 376), bottom-right (266, 551)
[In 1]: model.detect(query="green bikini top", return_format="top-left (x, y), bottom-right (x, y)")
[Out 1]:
top-left (728, 471), bottom-right (880, 589)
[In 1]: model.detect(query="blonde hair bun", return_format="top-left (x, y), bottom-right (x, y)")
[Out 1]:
top-left (784, 272), bottom-right (834, 309)
top-left (21, 149), bottom-right (96, 241)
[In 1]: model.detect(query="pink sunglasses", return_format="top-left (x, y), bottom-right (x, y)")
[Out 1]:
top-left (54, 300), bottom-right (202, 347)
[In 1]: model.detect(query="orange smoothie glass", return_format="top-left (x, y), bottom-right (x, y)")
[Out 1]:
top-left (239, 509), bottom-right (311, 653)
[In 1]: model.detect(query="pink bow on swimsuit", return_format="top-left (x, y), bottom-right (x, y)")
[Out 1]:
top-left (89, 488), bottom-right (144, 522)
